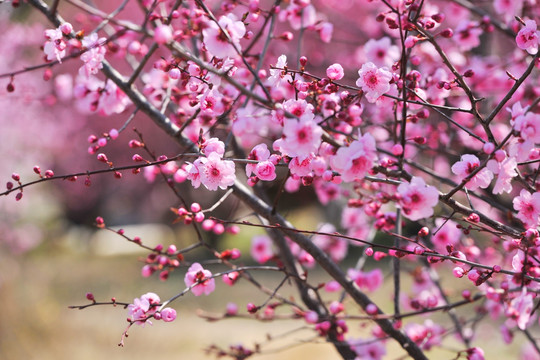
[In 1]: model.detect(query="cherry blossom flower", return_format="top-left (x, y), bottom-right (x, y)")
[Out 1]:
top-left (127, 292), bottom-right (160, 325)
top-left (486, 156), bottom-right (517, 194)
top-left (506, 288), bottom-right (534, 330)
top-left (326, 63), bottom-right (344, 81)
top-left (184, 262), bottom-right (215, 296)
top-left (513, 112), bottom-right (540, 143)
top-left (431, 219), bottom-right (461, 251)
top-left (274, 116), bottom-right (322, 159)
top-left (251, 235), bottom-right (275, 263)
top-left (79, 33), bottom-right (107, 78)
top-left (356, 62), bottom-right (393, 103)
top-left (201, 138), bottom-right (225, 158)
top-left (516, 19), bottom-right (539, 55)
top-left (349, 338), bottom-right (386, 360)
top-left (154, 24), bottom-right (173, 45)
top-left (363, 37), bottom-right (400, 68)
top-left (197, 152), bottom-right (236, 191)
top-left (397, 176), bottom-right (439, 221)
top-left (311, 223), bottom-right (348, 263)
top-left (347, 268), bottom-right (383, 292)
top-left (405, 320), bottom-right (444, 350)
top-left (454, 20), bottom-right (482, 51)
top-left (160, 307), bottom-right (177, 322)
top-left (279, 2), bottom-right (317, 30)
top-left (203, 14), bottom-right (246, 59)
top-left (451, 154), bottom-right (493, 190)
top-left (43, 26), bottom-right (66, 63)
top-left (318, 22), bottom-right (333, 43)
top-left (267, 55), bottom-right (293, 88)
top-left (330, 132), bottom-right (377, 182)
top-left (513, 189), bottom-right (540, 228)
top-left (494, 0), bottom-right (523, 20)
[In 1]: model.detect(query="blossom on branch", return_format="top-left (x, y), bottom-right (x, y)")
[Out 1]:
top-left (516, 19), bottom-right (539, 55)
top-left (356, 62), bottom-right (393, 103)
top-left (451, 154), bottom-right (493, 190)
top-left (397, 176), bottom-right (439, 221)
top-left (203, 14), bottom-right (246, 59)
top-left (184, 263), bottom-right (215, 296)
top-left (330, 132), bottom-right (377, 182)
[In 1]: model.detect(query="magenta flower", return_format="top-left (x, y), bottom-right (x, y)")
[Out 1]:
top-left (356, 62), bottom-right (392, 103)
top-left (347, 268), bottom-right (383, 292)
top-left (506, 288), bottom-right (534, 330)
top-left (513, 112), bottom-right (540, 143)
top-left (274, 117), bottom-right (322, 159)
top-left (397, 176), bottom-right (439, 221)
top-left (160, 307), bottom-right (177, 322)
top-left (43, 27), bottom-right (66, 63)
top-left (516, 19), bottom-right (539, 55)
top-left (330, 132), bottom-right (377, 182)
top-left (127, 292), bottom-right (160, 325)
top-left (451, 154), bottom-right (493, 190)
top-left (363, 37), bottom-right (400, 68)
top-left (513, 189), bottom-right (540, 228)
top-left (203, 14), bottom-right (246, 59)
top-left (311, 223), bottom-right (348, 263)
top-left (250, 235), bottom-right (275, 264)
top-left (184, 263), bottom-right (215, 296)
top-left (326, 63), bottom-right (344, 81)
top-left (197, 152), bottom-right (236, 191)
top-left (486, 157), bottom-right (517, 195)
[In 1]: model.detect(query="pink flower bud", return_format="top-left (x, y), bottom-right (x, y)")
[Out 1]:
top-left (60, 23), bottom-right (73, 35)
top-left (154, 24), bottom-right (173, 44)
top-left (160, 307), bottom-right (177, 322)
top-left (109, 129), bottom-right (119, 140)
top-left (483, 142), bottom-right (495, 154)
top-left (190, 203), bottom-right (202, 213)
top-left (304, 310), bottom-right (318, 324)
top-left (366, 303), bottom-right (378, 315)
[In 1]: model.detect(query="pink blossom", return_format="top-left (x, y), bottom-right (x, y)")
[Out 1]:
top-left (43, 27), bottom-right (66, 62)
top-left (279, 3), bottom-right (317, 30)
top-left (397, 176), bottom-right (439, 221)
top-left (516, 19), bottom-right (539, 55)
top-left (347, 268), bottom-right (383, 292)
top-left (363, 37), bottom-right (400, 68)
top-left (451, 154), bottom-right (493, 190)
top-left (267, 55), bottom-right (293, 88)
top-left (254, 161), bottom-right (276, 181)
top-left (246, 143), bottom-right (276, 181)
top-left (349, 338), bottom-right (386, 360)
top-left (494, 0), bottom-right (523, 20)
top-left (513, 189), bottom-right (540, 228)
top-left (312, 223), bottom-right (348, 263)
top-left (405, 320), bottom-right (444, 350)
top-left (160, 307), bottom-right (177, 322)
top-left (198, 88), bottom-right (225, 117)
top-left (318, 22), bottom-right (333, 43)
top-left (197, 152), bottom-right (236, 191)
top-left (432, 219), bottom-right (461, 251)
top-left (330, 132), bottom-right (377, 182)
top-left (288, 155), bottom-right (313, 176)
top-left (274, 117), bottom-right (322, 159)
top-left (506, 288), bottom-right (534, 330)
top-left (514, 112), bottom-right (540, 143)
top-left (202, 138), bottom-right (226, 158)
top-left (455, 21), bottom-right (482, 51)
top-left (467, 347), bottom-right (485, 360)
top-left (154, 24), bottom-right (173, 45)
top-left (356, 62), bottom-right (393, 103)
top-left (251, 235), bottom-right (275, 263)
top-left (486, 156), bottom-right (517, 194)
top-left (79, 33), bottom-right (106, 78)
top-left (326, 63), bottom-right (344, 81)
top-left (184, 262), bottom-right (216, 296)
top-left (127, 292), bottom-right (160, 325)
top-left (203, 14), bottom-right (246, 58)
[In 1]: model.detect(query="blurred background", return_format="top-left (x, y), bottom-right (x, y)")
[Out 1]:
top-left (0, 1), bottom-right (535, 359)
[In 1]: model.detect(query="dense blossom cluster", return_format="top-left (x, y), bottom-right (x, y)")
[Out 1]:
top-left (4, 0), bottom-right (540, 359)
